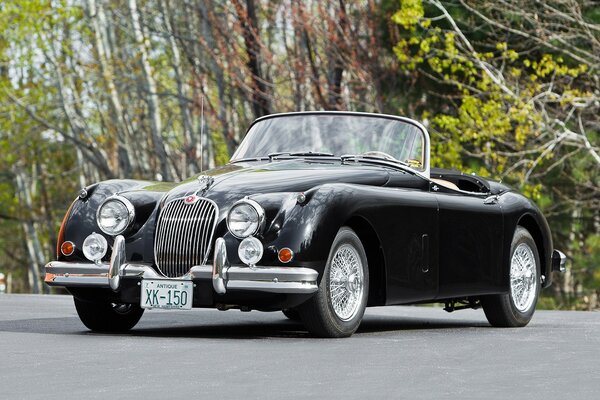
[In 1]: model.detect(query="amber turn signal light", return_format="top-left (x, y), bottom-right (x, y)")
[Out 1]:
top-left (61, 241), bottom-right (75, 256)
top-left (278, 248), bottom-right (293, 263)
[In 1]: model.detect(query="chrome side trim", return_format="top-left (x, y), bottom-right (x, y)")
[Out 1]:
top-left (552, 250), bottom-right (567, 273)
top-left (226, 266), bottom-right (318, 282)
top-left (226, 280), bottom-right (318, 294)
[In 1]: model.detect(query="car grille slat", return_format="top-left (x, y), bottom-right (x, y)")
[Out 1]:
top-left (192, 201), bottom-right (209, 266)
top-left (154, 197), bottom-right (218, 278)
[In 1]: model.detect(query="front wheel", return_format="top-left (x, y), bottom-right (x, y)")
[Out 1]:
top-left (74, 297), bottom-right (144, 332)
top-left (481, 226), bottom-right (541, 327)
top-left (298, 227), bottom-right (369, 338)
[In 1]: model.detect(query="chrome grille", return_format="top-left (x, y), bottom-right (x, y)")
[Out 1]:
top-left (154, 197), bottom-right (218, 278)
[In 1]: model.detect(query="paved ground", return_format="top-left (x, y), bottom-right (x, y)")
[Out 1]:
top-left (0, 294), bottom-right (598, 399)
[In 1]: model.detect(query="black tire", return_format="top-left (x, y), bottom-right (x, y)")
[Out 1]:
top-left (481, 226), bottom-right (541, 327)
top-left (282, 308), bottom-right (301, 321)
top-left (298, 227), bottom-right (369, 338)
top-left (74, 297), bottom-right (144, 332)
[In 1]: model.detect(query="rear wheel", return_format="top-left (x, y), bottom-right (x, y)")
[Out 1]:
top-left (482, 227), bottom-right (540, 327)
top-left (74, 297), bottom-right (144, 332)
top-left (298, 227), bottom-right (369, 338)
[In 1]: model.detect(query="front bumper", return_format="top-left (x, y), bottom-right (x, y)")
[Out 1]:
top-left (45, 236), bottom-right (318, 295)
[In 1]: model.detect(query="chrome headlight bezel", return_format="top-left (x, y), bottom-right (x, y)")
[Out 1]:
top-left (96, 195), bottom-right (135, 236)
top-left (226, 198), bottom-right (266, 239)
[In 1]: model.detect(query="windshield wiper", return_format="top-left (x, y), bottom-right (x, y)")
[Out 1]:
top-left (341, 154), bottom-right (410, 167)
top-left (340, 154), bottom-right (420, 175)
top-left (268, 151), bottom-right (334, 160)
top-left (230, 156), bottom-right (270, 163)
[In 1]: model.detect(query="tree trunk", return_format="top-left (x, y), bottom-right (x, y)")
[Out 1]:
top-left (160, 0), bottom-right (198, 176)
top-left (128, 0), bottom-right (171, 181)
top-left (87, 0), bottom-right (136, 177)
top-left (14, 168), bottom-right (45, 294)
top-left (234, 0), bottom-right (272, 118)
top-left (328, 0), bottom-right (347, 110)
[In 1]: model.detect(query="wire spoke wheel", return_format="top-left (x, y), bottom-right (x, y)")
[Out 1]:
top-left (297, 227), bottom-right (369, 338)
top-left (510, 243), bottom-right (537, 312)
top-left (328, 244), bottom-right (364, 321)
top-left (482, 226), bottom-right (540, 328)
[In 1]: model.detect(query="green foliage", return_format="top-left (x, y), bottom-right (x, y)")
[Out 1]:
top-left (393, 0), bottom-right (599, 309)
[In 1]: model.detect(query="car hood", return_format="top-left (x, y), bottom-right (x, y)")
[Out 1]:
top-left (160, 159), bottom-right (390, 205)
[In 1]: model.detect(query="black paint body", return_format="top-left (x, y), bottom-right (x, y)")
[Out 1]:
top-left (59, 159), bottom-right (554, 309)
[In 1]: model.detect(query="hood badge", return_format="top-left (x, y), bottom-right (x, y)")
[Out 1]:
top-left (197, 175), bottom-right (214, 192)
top-left (184, 195), bottom-right (200, 204)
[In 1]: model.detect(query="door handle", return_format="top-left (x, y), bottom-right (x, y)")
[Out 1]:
top-left (421, 234), bottom-right (429, 273)
top-left (483, 195), bottom-right (499, 205)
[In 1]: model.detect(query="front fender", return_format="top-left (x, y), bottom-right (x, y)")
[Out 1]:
top-left (499, 191), bottom-right (554, 288)
top-left (243, 184), bottom-right (367, 274)
top-left (59, 179), bottom-right (167, 264)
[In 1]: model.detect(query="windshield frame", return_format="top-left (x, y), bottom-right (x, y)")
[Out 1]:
top-left (231, 111), bottom-right (431, 178)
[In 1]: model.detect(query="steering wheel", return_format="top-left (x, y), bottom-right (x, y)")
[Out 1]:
top-left (361, 151), bottom-right (397, 161)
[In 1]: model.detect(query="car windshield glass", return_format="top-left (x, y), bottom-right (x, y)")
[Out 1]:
top-left (231, 114), bottom-right (425, 169)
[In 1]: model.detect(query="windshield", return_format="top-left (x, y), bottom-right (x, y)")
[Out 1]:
top-left (231, 113), bottom-right (427, 169)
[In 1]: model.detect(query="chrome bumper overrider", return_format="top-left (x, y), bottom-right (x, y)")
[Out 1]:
top-left (551, 249), bottom-right (567, 273)
top-left (45, 236), bottom-right (318, 295)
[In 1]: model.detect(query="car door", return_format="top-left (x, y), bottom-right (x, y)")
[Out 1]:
top-left (435, 189), bottom-right (504, 299)
top-left (375, 172), bottom-right (439, 304)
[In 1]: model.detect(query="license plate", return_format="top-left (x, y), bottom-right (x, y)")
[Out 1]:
top-left (141, 280), bottom-right (193, 310)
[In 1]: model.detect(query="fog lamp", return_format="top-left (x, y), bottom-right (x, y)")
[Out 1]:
top-left (82, 233), bottom-right (108, 263)
top-left (238, 237), bottom-right (263, 266)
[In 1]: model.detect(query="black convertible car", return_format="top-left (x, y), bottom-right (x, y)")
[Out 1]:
top-left (45, 111), bottom-right (566, 337)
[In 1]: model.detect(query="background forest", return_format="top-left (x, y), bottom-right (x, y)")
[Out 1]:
top-left (0, 0), bottom-right (598, 308)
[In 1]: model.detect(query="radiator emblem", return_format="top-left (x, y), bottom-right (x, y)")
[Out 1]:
top-left (184, 195), bottom-right (200, 204)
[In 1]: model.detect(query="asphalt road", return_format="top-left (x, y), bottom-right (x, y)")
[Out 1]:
top-left (0, 294), bottom-right (598, 399)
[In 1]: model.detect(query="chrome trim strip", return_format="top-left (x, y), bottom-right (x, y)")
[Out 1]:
top-left (226, 266), bottom-right (318, 282)
top-left (48, 276), bottom-right (111, 287)
top-left (226, 281), bottom-right (318, 294)
top-left (45, 261), bottom-right (109, 276)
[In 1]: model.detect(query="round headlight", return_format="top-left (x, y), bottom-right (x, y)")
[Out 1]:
top-left (227, 199), bottom-right (265, 239)
top-left (238, 237), bottom-right (263, 266)
top-left (82, 233), bottom-right (108, 262)
top-left (97, 196), bottom-right (135, 236)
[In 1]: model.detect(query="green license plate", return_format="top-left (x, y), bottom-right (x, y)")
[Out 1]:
top-left (141, 279), bottom-right (193, 310)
